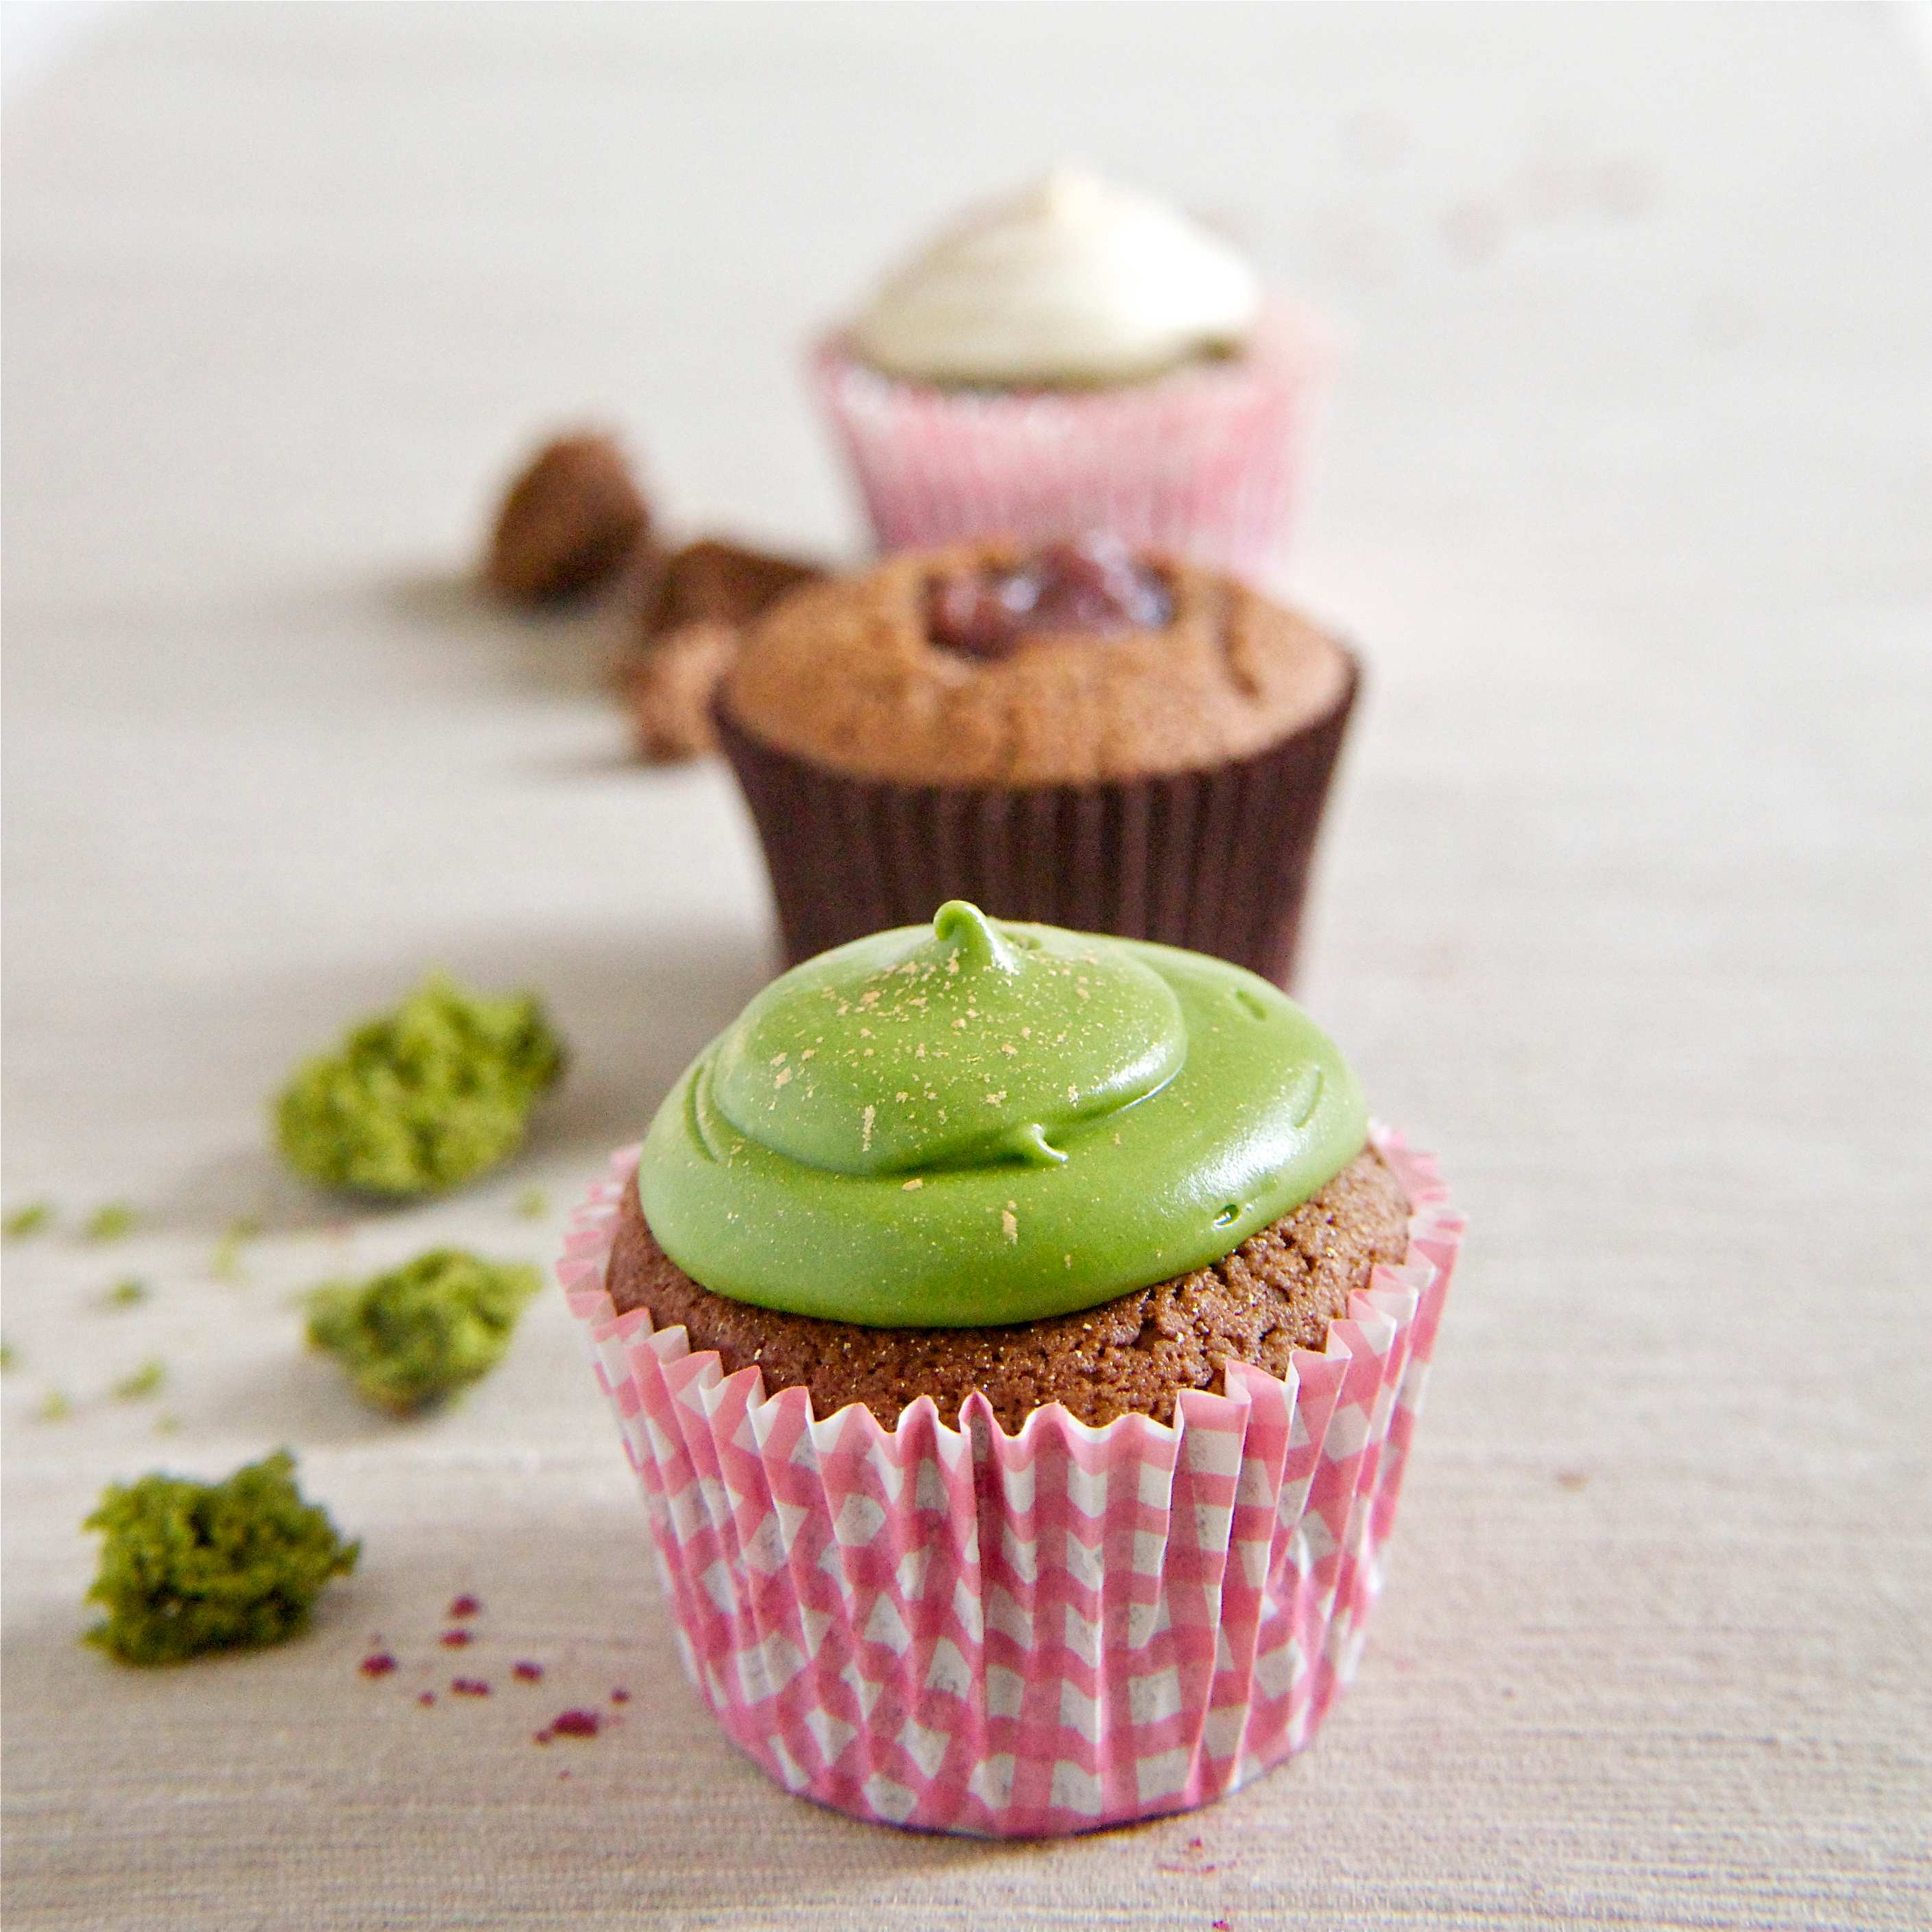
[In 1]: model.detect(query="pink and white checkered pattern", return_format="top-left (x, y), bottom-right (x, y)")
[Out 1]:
top-left (558, 1126), bottom-right (1460, 1837)
top-left (810, 307), bottom-right (1331, 584)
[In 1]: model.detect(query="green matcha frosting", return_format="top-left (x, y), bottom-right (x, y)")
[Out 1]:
top-left (638, 904), bottom-right (1367, 1328)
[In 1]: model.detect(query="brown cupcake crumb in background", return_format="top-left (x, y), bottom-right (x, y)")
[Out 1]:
top-left (642, 537), bottom-right (824, 636)
top-left (620, 538), bottom-right (825, 760)
top-left (485, 431), bottom-right (651, 603)
top-left (605, 1147), bottom-right (1409, 1432)
top-left (620, 620), bottom-right (740, 761)
top-left (476, 427), bottom-right (825, 758)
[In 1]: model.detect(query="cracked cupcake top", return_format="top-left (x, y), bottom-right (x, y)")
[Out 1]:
top-left (635, 904), bottom-right (1367, 1327)
top-left (721, 540), bottom-right (1353, 787)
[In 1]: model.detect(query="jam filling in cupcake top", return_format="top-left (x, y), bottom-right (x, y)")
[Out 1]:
top-left (926, 535), bottom-right (1174, 659)
top-left (636, 903), bottom-right (1366, 1327)
top-left (849, 167), bottom-right (1263, 388)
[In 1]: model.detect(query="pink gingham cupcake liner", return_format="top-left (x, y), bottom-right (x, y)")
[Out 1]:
top-left (559, 1124), bottom-right (1460, 1837)
top-left (811, 306), bottom-right (1331, 585)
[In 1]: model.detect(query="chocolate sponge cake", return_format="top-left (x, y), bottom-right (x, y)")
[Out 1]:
top-left (607, 1146), bottom-right (1407, 1432)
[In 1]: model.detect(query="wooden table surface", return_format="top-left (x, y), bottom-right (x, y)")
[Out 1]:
top-left (3, 6), bottom-right (1928, 1928)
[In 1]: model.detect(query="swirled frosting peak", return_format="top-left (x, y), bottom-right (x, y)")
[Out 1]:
top-left (849, 167), bottom-right (1264, 387)
top-left (712, 902), bottom-right (1183, 1175)
top-left (638, 906), bottom-right (1366, 1327)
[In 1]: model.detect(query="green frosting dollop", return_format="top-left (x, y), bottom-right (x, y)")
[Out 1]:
top-left (638, 904), bottom-right (1367, 1327)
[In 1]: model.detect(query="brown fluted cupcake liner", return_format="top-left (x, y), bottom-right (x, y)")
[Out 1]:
top-left (716, 653), bottom-right (1358, 988)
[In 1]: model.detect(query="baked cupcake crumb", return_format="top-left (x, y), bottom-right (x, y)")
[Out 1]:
top-left (620, 621), bottom-right (738, 760)
top-left (83, 1452), bottom-right (358, 1665)
top-left (485, 431), bottom-right (650, 603)
top-left (607, 1146), bottom-right (1408, 1432)
top-left (620, 538), bottom-right (825, 761)
top-left (640, 537), bottom-right (823, 634)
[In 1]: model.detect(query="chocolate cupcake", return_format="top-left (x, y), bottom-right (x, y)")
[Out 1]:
top-left (559, 904), bottom-right (1464, 1836)
top-left (717, 537), bottom-right (1358, 987)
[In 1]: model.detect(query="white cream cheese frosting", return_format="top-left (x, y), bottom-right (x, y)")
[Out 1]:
top-left (849, 169), bottom-right (1264, 387)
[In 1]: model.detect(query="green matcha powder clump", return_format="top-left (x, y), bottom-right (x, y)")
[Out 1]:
top-left (276, 973), bottom-right (565, 1196)
top-left (307, 1248), bottom-right (541, 1414)
top-left (84, 1451), bottom-right (358, 1666)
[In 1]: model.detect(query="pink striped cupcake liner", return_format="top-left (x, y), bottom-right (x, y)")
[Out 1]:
top-left (559, 1124), bottom-right (1460, 1837)
top-left (810, 306), bottom-right (1332, 585)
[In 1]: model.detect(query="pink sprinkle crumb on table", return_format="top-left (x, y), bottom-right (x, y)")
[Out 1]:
top-left (439, 1629), bottom-right (473, 1648)
top-left (448, 1595), bottom-right (481, 1618)
top-left (1157, 1836), bottom-right (1218, 1876)
top-left (417, 1693), bottom-right (436, 1707)
top-left (548, 1710), bottom-right (601, 1739)
top-left (359, 1652), bottom-right (397, 1678)
top-left (450, 1678), bottom-right (490, 1697)
top-left (609, 1687), bottom-right (630, 1704)
top-left (512, 1661), bottom-right (543, 1682)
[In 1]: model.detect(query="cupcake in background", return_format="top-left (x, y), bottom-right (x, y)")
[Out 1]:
top-left (717, 535), bottom-right (1358, 988)
top-left (813, 167), bottom-right (1329, 582)
top-left (559, 904), bottom-right (1462, 1836)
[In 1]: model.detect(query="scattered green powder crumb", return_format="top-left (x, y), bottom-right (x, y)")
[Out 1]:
top-left (82, 1450), bottom-right (359, 1665)
top-left (275, 974), bottom-right (566, 1197)
top-left (38, 1388), bottom-right (73, 1421)
top-left (515, 1186), bottom-right (550, 1220)
top-left (210, 1217), bottom-right (263, 1283)
top-left (85, 1202), bottom-right (139, 1242)
top-left (106, 1279), bottom-right (149, 1309)
top-left (306, 1248), bottom-right (542, 1414)
top-left (3, 1200), bottom-right (54, 1240)
top-left (154, 1413), bottom-right (182, 1436)
top-left (0, 1342), bottom-right (16, 1372)
top-left (113, 1360), bottom-right (167, 1401)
